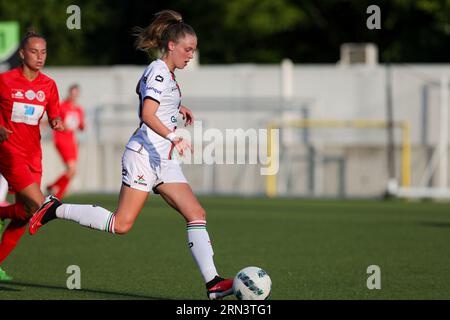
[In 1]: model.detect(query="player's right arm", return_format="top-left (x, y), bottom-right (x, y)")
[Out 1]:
top-left (141, 99), bottom-right (192, 156)
top-left (140, 68), bottom-right (192, 156)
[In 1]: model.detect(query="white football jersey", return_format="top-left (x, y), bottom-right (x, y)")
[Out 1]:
top-left (126, 59), bottom-right (181, 164)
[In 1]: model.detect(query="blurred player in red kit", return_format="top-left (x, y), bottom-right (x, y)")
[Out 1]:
top-left (0, 30), bottom-right (63, 280)
top-left (46, 84), bottom-right (85, 199)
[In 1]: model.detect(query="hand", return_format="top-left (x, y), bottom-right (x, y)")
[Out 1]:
top-left (179, 105), bottom-right (194, 126)
top-left (50, 117), bottom-right (64, 131)
top-left (0, 126), bottom-right (13, 143)
top-left (173, 137), bottom-right (193, 157)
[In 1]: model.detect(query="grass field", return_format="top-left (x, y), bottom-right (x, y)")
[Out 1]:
top-left (1, 195), bottom-right (450, 300)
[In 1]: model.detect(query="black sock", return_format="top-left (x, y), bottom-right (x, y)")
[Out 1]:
top-left (41, 202), bottom-right (62, 225)
top-left (206, 275), bottom-right (223, 289)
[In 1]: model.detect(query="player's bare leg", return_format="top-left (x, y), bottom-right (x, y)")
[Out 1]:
top-left (113, 184), bottom-right (149, 234)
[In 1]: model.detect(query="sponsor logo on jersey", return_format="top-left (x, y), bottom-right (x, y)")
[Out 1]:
top-left (155, 75), bottom-right (164, 82)
top-left (11, 102), bottom-right (44, 125)
top-left (64, 112), bottom-right (80, 130)
top-left (25, 90), bottom-right (36, 100)
top-left (148, 87), bottom-right (162, 95)
top-left (171, 116), bottom-right (177, 123)
top-left (36, 90), bottom-right (45, 102)
top-left (24, 105), bottom-right (35, 116)
top-left (11, 89), bottom-right (25, 99)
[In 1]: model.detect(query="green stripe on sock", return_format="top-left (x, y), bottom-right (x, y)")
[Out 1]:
top-left (105, 214), bottom-right (112, 232)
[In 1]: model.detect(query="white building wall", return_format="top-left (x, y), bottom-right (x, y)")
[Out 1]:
top-left (38, 63), bottom-right (450, 197)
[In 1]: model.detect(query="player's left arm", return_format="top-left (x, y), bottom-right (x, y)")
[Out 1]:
top-left (78, 107), bottom-right (86, 131)
top-left (179, 104), bottom-right (194, 126)
top-left (47, 82), bottom-right (64, 131)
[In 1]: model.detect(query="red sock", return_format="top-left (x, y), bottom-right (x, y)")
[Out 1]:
top-left (49, 174), bottom-right (70, 199)
top-left (0, 220), bottom-right (27, 264)
top-left (0, 203), bottom-right (27, 220)
top-left (55, 175), bottom-right (70, 199)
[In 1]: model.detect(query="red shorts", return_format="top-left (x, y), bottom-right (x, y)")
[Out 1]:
top-left (0, 155), bottom-right (42, 193)
top-left (55, 139), bottom-right (78, 163)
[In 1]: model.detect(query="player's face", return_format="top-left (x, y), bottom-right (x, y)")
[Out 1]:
top-left (69, 87), bottom-right (80, 101)
top-left (170, 34), bottom-right (197, 70)
top-left (20, 38), bottom-right (47, 71)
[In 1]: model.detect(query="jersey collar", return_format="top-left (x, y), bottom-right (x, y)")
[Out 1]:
top-left (157, 59), bottom-right (176, 80)
top-left (17, 65), bottom-right (42, 83)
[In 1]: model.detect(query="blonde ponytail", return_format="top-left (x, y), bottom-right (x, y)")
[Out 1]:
top-left (134, 10), bottom-right (195, 55)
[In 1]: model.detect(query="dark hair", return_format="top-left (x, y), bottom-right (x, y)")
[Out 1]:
top-left (20, 29), bottom-right (46, 49)
top-left (134, 10), bottom-right (196, 55)
top-left (69, 84), bottom-right (80, 91)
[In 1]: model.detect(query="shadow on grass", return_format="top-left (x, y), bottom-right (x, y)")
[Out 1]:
top-left (418, 221), bottom-right (450, 228)
top-left (0, 280), bottom-right (171, 300)
top-left (0, 285), bottom-right (21, 292)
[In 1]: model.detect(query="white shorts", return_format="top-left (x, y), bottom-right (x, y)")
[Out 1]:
top-left (121, 146), bottom-right (188, 193)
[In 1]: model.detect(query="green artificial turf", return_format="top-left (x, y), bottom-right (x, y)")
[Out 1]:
top-left (1, 195), bottom-right (450, 300)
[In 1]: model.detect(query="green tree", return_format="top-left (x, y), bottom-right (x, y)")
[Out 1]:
top-left (1, 0), bottom-right (448, 65)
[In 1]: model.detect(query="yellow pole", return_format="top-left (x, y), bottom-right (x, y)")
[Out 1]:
top-left (401, 121), bottom-right (411, 187)
top-left (266, 123), bottom-right (278, 197)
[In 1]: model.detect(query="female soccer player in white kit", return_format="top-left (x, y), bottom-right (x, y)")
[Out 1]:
top-left (29, 10), bottom-right (233, 300)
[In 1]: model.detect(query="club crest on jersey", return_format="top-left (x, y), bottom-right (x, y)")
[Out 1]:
top-left (155, 75), bottom-right (164, 82)
top-left (25, 90), bottom-right (36, 100)
top-left (11, 89), bottom-right (25, 99)
top-left (134, 175), bottom-right (147, 186)
top-left (36, 90), bottom-right (45, 102)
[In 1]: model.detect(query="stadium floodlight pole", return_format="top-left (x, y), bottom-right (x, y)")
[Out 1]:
top-left (385, 62), bottom-right (397, 194)
top-left (439, 74), bottom-right (449, 189)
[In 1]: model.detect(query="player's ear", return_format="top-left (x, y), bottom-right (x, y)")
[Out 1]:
top-left (19, 48), bottom-right (25, 60)
top-left (168, 40), bottom-right (175, 52)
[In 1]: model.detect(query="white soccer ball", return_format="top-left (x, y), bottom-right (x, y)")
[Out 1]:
top-left (233, 266), bottom-right (272, 300)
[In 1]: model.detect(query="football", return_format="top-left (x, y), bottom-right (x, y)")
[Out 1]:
top-left (233, 266), bottom-right (272, 300)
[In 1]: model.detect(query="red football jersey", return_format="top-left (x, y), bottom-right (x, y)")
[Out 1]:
top-left (0, 67), bottom-right (60, 157)
top-left (53, 99), bottom-right (85, 143)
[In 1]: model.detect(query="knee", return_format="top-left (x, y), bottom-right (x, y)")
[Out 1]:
top-left (113, 219), bottom-right (133, 235)
top-left (190, 206), bottom-right (206, 222)
top-left (66, 166), bottom-right (77, 179)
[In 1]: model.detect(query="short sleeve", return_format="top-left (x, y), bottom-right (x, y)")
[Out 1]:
top-left (46, 81), bottom-right (60, 119)
top-left (142, 70), bottom-right (168, 103)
